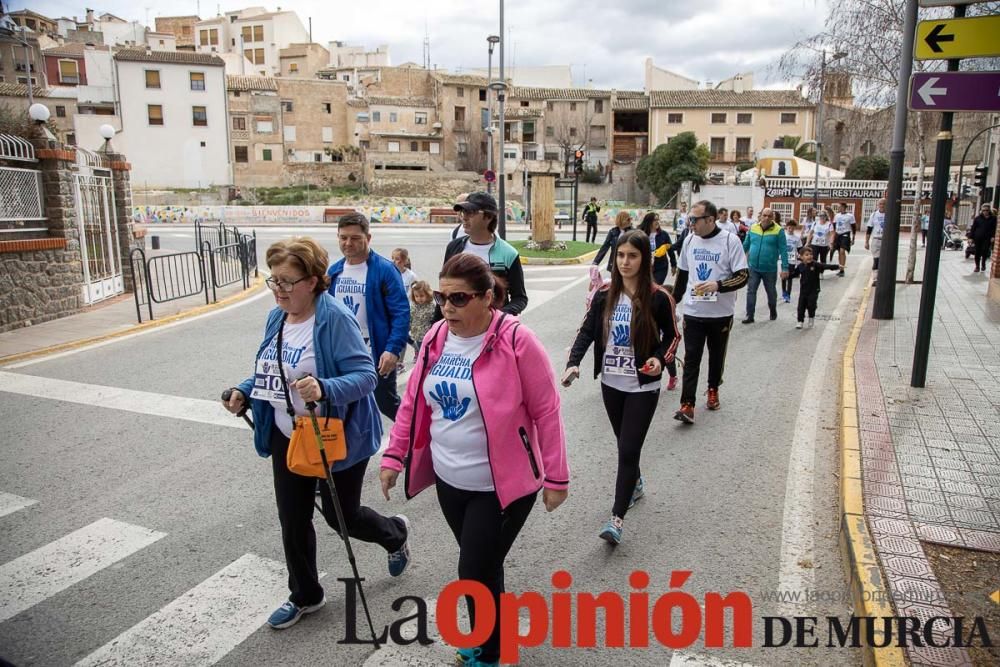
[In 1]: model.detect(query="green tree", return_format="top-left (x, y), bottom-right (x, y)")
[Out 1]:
top-left (844, 155), bottom-right (890, 180)
top-left (780, 135), bottom-right (816, 162)
top-left (636, 132), bottom-right (710, 205)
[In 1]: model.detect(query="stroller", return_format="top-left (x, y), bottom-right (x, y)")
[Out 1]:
top-left (943, 223), bottom-right (964, 250)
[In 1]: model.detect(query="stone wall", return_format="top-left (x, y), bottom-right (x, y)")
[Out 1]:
top-left (0, 241), bottom-right (84, 332)
top-left (369, 170), bottom-right (481, 198)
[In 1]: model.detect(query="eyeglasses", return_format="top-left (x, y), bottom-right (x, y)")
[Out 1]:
top-left (689, 215), bottom-right (713, 224)
top-left (266, 276), bottom-right (309, 293)
top-left (432, 290), bottom-right (484, 307)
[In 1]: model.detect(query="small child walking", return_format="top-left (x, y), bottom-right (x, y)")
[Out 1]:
top-left (782, 219), bottom-right (804, 303)
top-left (391, 247), bottom-right (418, 293)
top-left (790, 246), bottom-right (841, 329)
top-left (408, 280), bottom-right (436, 355)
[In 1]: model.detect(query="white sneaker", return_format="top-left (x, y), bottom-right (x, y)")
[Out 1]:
top-left (795, 321), bottom-right (803, 329)
top-left (807, 318), bottom-right (815, 328)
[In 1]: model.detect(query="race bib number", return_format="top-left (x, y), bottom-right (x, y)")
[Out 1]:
top-left (687, 288), bottom-right (718, 304)
top-left (250, 357), bottom-right (287, 402)
top-left (603, 345), bottom-right (637, 377)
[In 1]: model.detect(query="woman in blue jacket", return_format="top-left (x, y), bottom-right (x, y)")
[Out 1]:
top-left (224, 237), bottom-right (411, 630)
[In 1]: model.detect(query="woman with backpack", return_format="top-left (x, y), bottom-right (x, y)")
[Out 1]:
top-left (380, 253), bottom-right (569, 667)
top-left (563, 230), bottom-right (680, 545)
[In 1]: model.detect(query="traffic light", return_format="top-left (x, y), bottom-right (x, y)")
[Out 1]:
top-left (574, 150), bottom-right (584, 175)
top-left (973, 166), bottom-right (988, 190)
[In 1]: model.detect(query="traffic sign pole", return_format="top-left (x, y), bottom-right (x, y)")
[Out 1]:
top-left (873, 0), bottom-right (919, 320)
top-left (912, 3), bottom-right (966, 388)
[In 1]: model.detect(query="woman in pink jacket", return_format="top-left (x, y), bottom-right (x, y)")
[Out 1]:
top-left (380, 253), bottom-right (569, 667)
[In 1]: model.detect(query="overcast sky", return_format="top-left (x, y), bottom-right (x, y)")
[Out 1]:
top-left (29, 0), bottom-right (829, 89)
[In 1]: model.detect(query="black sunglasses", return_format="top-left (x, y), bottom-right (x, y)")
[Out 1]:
top-left (432, 290), bottom-right (485, 307)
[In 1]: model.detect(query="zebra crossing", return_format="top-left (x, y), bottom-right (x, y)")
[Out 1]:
top-left (0, 496), bottom-right (298, 666)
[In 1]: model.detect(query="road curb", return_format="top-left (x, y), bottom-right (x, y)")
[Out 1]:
top-left (520, 250), bottom-right (598, 265)
top-left (0, 275), bottom-right (266, 366)
top-left (838, 283), bottom-right (906, 667)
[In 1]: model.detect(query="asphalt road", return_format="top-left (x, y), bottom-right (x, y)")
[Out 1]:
top-left (0, 226), bottom-right (866, 666)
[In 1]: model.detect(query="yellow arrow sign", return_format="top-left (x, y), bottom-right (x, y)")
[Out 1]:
top-left (991, 589), bottom-right (1000, 605)
top-left (915, 15), bottom-right (1000, 60)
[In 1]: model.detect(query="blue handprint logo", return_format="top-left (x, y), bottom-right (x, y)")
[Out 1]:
top-left (342, 295), bottom-right (360, 315)
top-left (611, 324), bottom-right (630, 346)
top-left (429, 381), bottom-right (472, 421)
top-left (696, 262), bottom-right (713, 281)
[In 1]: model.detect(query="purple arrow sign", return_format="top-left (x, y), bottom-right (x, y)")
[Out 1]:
top-left (909, 71), bottom-right (1000, 112)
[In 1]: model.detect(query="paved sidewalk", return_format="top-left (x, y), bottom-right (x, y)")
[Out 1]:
top-left (0, 276), bottom-right (263, 362)
top-left (853, 244), bottom-right (999, 666)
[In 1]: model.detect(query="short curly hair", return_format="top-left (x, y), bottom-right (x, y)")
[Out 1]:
top-left (266, 237), bottom-right (331, 295)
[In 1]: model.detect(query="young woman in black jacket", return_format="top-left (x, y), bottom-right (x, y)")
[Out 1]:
top-left (562, 230), bottom-right (680, 545)
top-left (638, 212), bottom-right (676, 285)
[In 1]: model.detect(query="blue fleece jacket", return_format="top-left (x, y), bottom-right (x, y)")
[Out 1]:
top-left (742, 222), bottom-right (790, 272)
top-left (327, 250), bottom-right (410, 361)
top-left (237, 293), bottom-right (381, 471)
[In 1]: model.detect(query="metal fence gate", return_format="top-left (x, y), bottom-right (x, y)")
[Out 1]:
top-left (75, 151), bottom-right (123, 304)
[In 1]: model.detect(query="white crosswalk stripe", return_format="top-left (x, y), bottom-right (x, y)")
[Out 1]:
top-left (75, 553), bottom-right (289, 667)
top-left (0, 517), bottom-right (165, 623)
top-left (0, 491), bottom-right (36, 518)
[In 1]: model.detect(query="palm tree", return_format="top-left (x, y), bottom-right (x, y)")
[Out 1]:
top-left (780, 135), bottom-right (816, 162)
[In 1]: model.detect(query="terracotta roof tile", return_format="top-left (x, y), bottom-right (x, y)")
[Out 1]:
top-left (226, 74), bottom-right (277, 92)
top-left (114, 48), bottom-right (224, 66)
top-left (0, 83), bottom-right (50, 98)
top-left (648, 89), bottom-right (813, 109)
top-left (366, 95), bottom-right (434, 108)
top-left (433, 72), bottom-right (489, 86)
top-left (43, 43), bottom-right (109, 58)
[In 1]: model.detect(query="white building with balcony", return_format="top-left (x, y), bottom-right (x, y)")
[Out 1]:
top-left (113, 49), bottom-right (231, 188)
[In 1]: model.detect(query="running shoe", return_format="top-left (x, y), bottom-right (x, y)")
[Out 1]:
top-left (706, 388), bottom-right (720, 411)
top-left (456, 647), bottom-right (481, 664)
top-left (387, 515), bottom-right (411, 577)
top-left (769, 307), bottom-right (778, 321)
top-left (599, 515), bottom-right (624, 545)
top-left (628, 475), bottom-right (645, 509)
top-left (807, 318), bottom-right (815, 329)
top-left (267, 597), bottom-right (326, 629)
top-left (796, 321), bottom-right (803, 329)
top-left (837, 270), bottom-right (845, 277)
top-left (667, 376), bottom-right (678, 391)
top-left (741, 317), bottom-right (755, 324)
top-left (674, 403), bottom-right (695, 424)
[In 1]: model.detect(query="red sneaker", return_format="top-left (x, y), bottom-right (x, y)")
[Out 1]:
top-left (674, 403), bottom-right (695, 424)
top-left (706, 388), bottom-right (720, 410)
top-left (667, 376), bottom-right (678, 391)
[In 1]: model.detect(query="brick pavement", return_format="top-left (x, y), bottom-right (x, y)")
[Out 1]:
top-left (853, 246), bottom-right (999, 667)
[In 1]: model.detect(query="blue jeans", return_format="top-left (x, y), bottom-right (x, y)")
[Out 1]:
top-left (746, 269), bottom-right (777, 318)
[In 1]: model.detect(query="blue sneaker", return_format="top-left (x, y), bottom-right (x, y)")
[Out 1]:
top-left (455, 647), bottom-right (498, 666)
top-left (267, 597), bottom-right (325, 629)
top-left (628, 476), bottom-right (645, 509)
top-left (388, 514), bottom-right (411, 577)
top-left (599, 515), bottom-right (624, 545)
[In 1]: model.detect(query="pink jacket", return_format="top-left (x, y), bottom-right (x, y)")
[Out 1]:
top-left (382, 310), bottom-right (569, 509)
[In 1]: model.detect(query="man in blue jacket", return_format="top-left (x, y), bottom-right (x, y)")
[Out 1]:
top-left (328, 212), bottom-right (410, 420)
top-left (741, 207), bottom-right (789, 324)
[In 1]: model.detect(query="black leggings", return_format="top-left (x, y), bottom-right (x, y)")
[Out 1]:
top-left (797, 287), bottom-right (820, 322)
top-left (435, 478), bottom-right (536, 664)
top-left (601, 383), bottom-right (660, 519)
top-left (270, 429), bottom-right (407, 607)
top-left (811, 245), bottom-right (830, 264)
top-left (680, 315), bottom-right (733, 406)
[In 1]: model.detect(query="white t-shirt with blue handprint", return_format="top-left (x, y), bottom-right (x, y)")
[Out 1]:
top-left (423, 331), bottom-right (493, 491)
top-left (249, 316), bottom-right (321, 438)
top-left (677, 230), bottom-right (748, 319)
top-left (335, 261), bottom-right (369, 341)
top-left (602, 294), bottom-right (659, 394)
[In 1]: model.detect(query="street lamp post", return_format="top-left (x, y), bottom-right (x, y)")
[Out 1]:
top-left (486, 35), bottom-right (500, 195)
top-left (497, 0), bottom-right (507, 239)
top-left (812, 50), bottom-right (847, 209)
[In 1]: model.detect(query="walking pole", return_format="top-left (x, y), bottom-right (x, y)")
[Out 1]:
top-left (221, 389), bottom-right (254, 429)
top-left (304, 401), bottom-right (381, 649)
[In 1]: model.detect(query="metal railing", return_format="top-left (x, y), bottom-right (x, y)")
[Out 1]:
top-left (130, 224), bottom-right (257, 323)
top-left (0, 167), bottom-right (45, 221)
